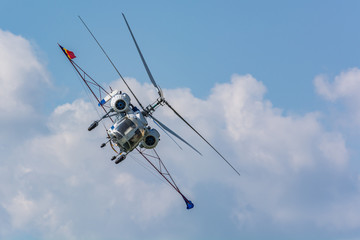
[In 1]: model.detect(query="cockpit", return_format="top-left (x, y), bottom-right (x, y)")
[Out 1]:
top-left (109, 117), bottom-right (145, 152)
top-left (116, 118), bottom-right (136, 136)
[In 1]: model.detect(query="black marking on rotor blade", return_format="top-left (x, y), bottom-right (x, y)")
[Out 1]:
top-left (122, 13), bottom-right (163, 99)
top-left (165, 100), bottom-right (241, 176)
top-left (78, 15), bottom-right (145, 111)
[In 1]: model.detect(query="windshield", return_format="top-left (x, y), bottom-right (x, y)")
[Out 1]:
top-left (113, 118), bottom-right (145, 152)
top-left (129, 129), bottom-right (143, 146)
top-left (116, 118), bottom-right (136, 136)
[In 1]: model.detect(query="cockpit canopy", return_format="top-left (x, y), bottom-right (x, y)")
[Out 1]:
top-left (116, 118), bottom-right (136, 136)
top-left (109, 117), bottom-right (145, 152)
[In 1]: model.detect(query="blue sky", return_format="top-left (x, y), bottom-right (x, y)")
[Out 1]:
top-left (3, 0), bottom-right (360, 111)
top-left (1, 1), bottom-right (360, 240)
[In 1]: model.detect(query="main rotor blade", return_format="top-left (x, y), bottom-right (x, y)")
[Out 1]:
top-left (149, 114), bottom-right (202, 156)
top-left (78, 16), bottom-right (145, 111)
top-left (122, 13), bottom-right (164, 99)
top-left (152, 119), bottom-right (183, 150)
top-left (164, 100), bottom-right (241, 176)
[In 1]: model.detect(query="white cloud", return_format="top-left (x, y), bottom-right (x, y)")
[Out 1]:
top-left (105, 74), bottom-right (354, 233)
top-left (0, 29), bottom-right (50, 116)
top-left (3, 192), bottom-right (36, 228)
top-left (160, 74), bottom-right (348, 175)
top-left (314, 68), bottom-right (360, 102)
top-left (0, 29), bottom-right (51, 153)
top-left (2, 74), bottom-right (356, 240)
top-left (315, 68), bottom-right (360, 127)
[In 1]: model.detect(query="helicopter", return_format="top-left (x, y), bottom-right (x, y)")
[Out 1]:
top-left (59, 13), bottom-right (240, 210)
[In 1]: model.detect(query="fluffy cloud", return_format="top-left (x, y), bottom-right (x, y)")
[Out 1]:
top-left (156, 74), bottom-right (348, 177)
top-left (0, 30), bottom-right (50, 152)
top-left (0, 29), bottom-right (49, 116)
top-left (155, 74), bottom-right (353, 233)
top-left (314, 68), bottom-right (360, 102)
top-left (1, 97), bottom-right (179, 239)
top-left (1, 75), bottom-right (357, 239)
top-left (315, 68), bottom-right (360, 127)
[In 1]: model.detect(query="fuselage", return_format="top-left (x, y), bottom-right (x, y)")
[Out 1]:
top-left (108, 108), bottom-right (148, 153)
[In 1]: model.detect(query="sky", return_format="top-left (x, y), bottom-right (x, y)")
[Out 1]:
top-left (1, 0), bottom-right (360, 239)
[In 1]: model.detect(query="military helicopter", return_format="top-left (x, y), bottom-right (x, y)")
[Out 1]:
top-left (59, 14), bottom-right (240, 209)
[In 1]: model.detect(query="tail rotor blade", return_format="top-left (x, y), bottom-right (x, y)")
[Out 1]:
top-left (122, 13), bottom-right (164, 99)
top-left (164, 100), bottom-right (241, 176)
top-left (149, 114), bottom-right (202, 156)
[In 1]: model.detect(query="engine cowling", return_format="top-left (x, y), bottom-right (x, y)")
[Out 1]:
top-left (111, 93), bottom-right (131, 113)
top-left (140, 128), bottom-right (160, 149)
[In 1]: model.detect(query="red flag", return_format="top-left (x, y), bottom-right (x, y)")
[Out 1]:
top-left (58, 44), bottom-right (76, 60)
top-left (65, 49), bottom-right (76, 59)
